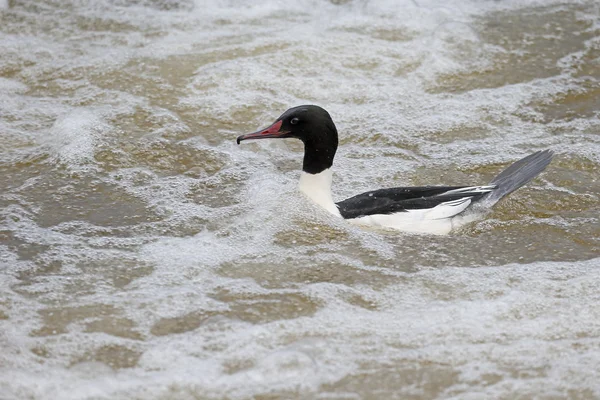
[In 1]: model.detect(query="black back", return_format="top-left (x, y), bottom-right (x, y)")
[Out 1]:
top-left (336, 186), bottom-right (489, 219)
top-left (335, 151), bottom-right (554, 219)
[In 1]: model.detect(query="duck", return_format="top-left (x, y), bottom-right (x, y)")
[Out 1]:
top-left (236, 105), bottom-right (553, 234)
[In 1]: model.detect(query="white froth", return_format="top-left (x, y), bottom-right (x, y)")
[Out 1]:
top-left (3, 253), bottom-right (600, 399)
top-left (0, 76), bottom-right (27, 92)
top-left (45, 109), bottom-right (109, 167)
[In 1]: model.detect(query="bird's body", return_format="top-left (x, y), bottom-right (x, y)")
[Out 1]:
top-left (237, 105), bottom-right (553, 235)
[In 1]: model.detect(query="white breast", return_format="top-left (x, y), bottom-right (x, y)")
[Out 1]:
top-left (298, 169), bottom-right (341, 217)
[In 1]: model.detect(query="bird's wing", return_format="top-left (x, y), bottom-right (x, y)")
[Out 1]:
top-left (336, 185), bottom-right (496, 219)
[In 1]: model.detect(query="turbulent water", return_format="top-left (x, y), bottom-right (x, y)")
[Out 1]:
top-left (1, 0), bottom-right (599, 398)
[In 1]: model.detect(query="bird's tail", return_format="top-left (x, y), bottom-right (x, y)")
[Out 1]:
top-left (481, 149), bottom-right (554, 206)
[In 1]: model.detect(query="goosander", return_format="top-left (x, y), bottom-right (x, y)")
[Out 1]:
top-left (237, 105), bottom-right (553, 234)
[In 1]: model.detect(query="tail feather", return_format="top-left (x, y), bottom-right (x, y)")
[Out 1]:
top-left (483, 149), bottom-right (554, 205)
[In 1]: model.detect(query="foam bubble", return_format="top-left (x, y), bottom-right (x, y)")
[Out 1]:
top-left (43, 109), bottom-right (110, 167)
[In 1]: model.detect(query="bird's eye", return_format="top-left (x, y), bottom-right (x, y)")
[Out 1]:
top-left (290, 117), bottom-right (299, 125)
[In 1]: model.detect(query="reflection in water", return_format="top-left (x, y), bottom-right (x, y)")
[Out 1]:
top-left (1, 0), bottom-right (599, 399)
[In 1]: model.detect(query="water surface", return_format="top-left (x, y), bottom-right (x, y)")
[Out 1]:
top-left (1, 0), bottom-right (599, 399)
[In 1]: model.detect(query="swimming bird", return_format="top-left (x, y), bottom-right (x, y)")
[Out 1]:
top-left (236, 105), bottom-right (553, 234)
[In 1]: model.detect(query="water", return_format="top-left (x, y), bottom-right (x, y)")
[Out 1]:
top-left (1, 0), bottom-right (599, 398)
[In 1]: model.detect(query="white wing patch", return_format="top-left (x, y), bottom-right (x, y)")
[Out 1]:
top-left (417, 197), bottom-right (472, 220)
top-left (439, 185), bottom-right (496, 196)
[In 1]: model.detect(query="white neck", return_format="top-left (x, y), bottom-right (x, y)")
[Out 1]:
top-left (298, 169), bottom-right (341, 217)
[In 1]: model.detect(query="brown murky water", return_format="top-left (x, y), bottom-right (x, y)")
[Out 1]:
top-left (1, 0), bottom-right (599, 399)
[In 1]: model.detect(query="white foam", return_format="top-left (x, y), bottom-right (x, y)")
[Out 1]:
top-left (0, 77), bottom-right (27, 92)
top-left (43, 109), bottom-right (109, 167)
top-left (2, 254), bottom-right (600, 399)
